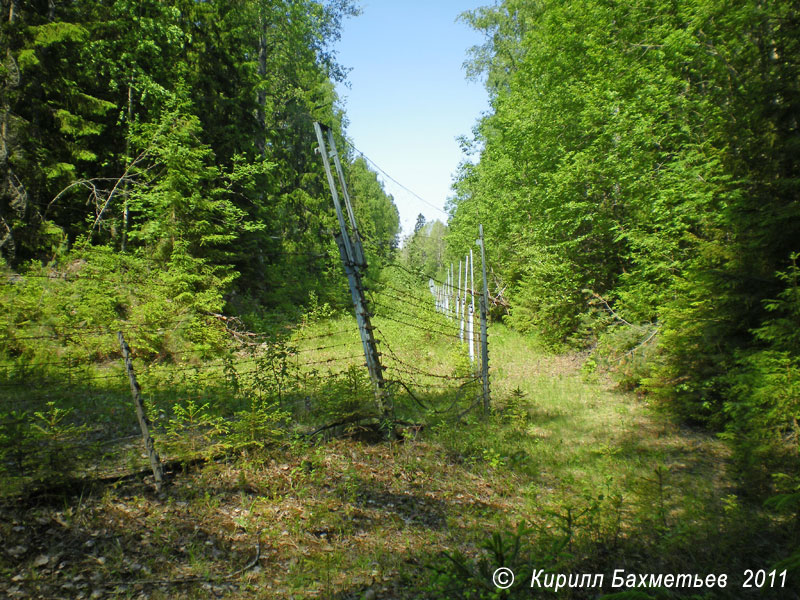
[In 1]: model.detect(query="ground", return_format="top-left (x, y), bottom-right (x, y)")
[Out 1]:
top-left (0, 324), bottom-right (795, 599)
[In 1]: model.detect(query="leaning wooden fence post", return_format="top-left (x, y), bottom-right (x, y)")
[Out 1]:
top-left (118, 332), bottom-right (164, 492)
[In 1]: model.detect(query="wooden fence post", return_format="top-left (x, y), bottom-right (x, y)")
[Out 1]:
top-left (118, 332), bottom-right (164, 492)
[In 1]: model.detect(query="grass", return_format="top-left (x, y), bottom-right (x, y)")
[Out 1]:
top-left (1, 313), bottom-right (799, 599)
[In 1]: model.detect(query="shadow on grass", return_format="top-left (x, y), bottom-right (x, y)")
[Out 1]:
top-left (325, 510), bottom-right (800, 600)
top-left (0, 477), bottom-right (258, 600)
top-left (348, 481), bottom-right (447, 530)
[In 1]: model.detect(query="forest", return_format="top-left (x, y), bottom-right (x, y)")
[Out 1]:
top-left (448, 0), bottom-right (800, 493)
top-left (1, 0), bottom-right (799, 598)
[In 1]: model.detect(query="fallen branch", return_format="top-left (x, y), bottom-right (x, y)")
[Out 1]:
top-left (455, 397), bottom-right (483, 422)
top-left (386, 379), bottom-right (429, 409)
top-left (585, 290), bottom-right (632, 326)
top-left (621, 326), bottom-right (661, 360)
top-left (489, 290), bottom-right (510, 309)
top-left (84, 148), bottom-right (150, 243)
top-left (489, 268), bottom-right (511, 310)
top-left (305, 414), bottom-right (380, 439)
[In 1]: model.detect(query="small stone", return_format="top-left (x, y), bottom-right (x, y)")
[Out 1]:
top-left (8, 546), bottom-right (27, 557)
top-left (32, 554), bottom-right (50, 567)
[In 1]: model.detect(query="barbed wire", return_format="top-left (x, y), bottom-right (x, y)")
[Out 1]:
top-left (340, 139), bottom-right (449, 218)
top-left (368, 286), bottom-right (440, 314)
top-left (0, 343), bottom-right (360, 374)
top-left (235, 323), bottom-right (357, 343)
top-left (0, 342), bottom-right (365, 386)
top-left (373, 259), bottom-right (478, 296)
top-left (359, 237), bottom-right (479, 304)
top-left (371, 302), bottom-right (469, 343)
top-left (371, 300), bottom-right (468, 343)
top-left (374, 325), bottom-right (475, 382)
top-left (294, 340), bottom-right (360, 354)
top-left (0, 271), bottom-right (220, 290)
top-left (0, 370), bottom-right (128, 388)
top-left (369, 286), bottom-right (474, 327)
top-left (370, 294), bottom-right (449, 335)
top-left (0, 127), bottom-right (497, 494)
top-left (0, 249), bottom-right (339, 285)
top-left (0, 316), bottom-right (200, 343)
top-left (302, 354), bottom-right (364, 367)
top-left (0, 316), bottom-right (362, 351)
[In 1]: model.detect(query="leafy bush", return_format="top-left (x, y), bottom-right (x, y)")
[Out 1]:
top-left (315, 366), bottom-right (374, 424)
top-left (0, 410), bottom-right (34, 482)
top-left (0, 402), bottom-right (90, 488)
top-left (506, 251), bottom-right (586, 349)
top-left (161, 398), bottom-right (228, 463)
top-left (230, 397), bottom-right (289, 452)
top-left (720, 256), bottom-right (800, 493)
top-left (500, 387), bottom-right (529, 428)
top-left (0, 245), bottom-right (233, 361)
top-left (592, 323), bottom-right (661, 391)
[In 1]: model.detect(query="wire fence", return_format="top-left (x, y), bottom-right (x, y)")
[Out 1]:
top-left (0, 147), bottom-right (491, 499)
top-left (0, 252), bottom-right (492, 498)
top-left (0, 283), bottom-right (372, 493)
top-left (354, 232), bottom-right (486, 418)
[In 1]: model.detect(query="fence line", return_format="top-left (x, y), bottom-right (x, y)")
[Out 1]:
top-left (370, 307), bottom-right (468, 343)
top-left (374, 328), bottom-right (473, 381)
top-left (2, 212), bottom-right (492, 497)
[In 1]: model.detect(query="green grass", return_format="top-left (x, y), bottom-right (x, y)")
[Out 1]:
top-left (1, 313), bottom-right (798, 599)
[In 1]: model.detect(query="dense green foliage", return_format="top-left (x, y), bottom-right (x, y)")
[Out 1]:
top-left (448, 0), bottom-right (799, 488)
top-left (2, 1), bottom-right (799, 594)
top-left (0, 1), bottom-right (402, 496)
top-left (0, 0), bottom-right (399, 317)
top-left (402, 214), bottom-right (448, 279)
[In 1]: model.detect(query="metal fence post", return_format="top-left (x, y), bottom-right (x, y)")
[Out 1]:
top-left (444, 268), bottom-right (450, 318)
top-left (313, 122), bottom-right (395, 438)
top-left (459, 259), bottom-right (464, 342)
top-left (468, 249), bottom-right (476, 367)
top-left (477, 225), bottom-right (491, 414)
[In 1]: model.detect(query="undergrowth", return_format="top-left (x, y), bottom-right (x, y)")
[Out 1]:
top-left (1, 268), bottom-right (799, 598)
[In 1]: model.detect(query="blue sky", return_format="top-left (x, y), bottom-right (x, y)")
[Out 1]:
top-left (334, 1), bottom-right (490, 239)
